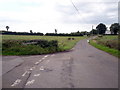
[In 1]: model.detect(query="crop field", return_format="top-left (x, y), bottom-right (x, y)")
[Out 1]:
top-left (1, 35), bottom-right (86, 55)
top-left (90, 35), bottom-right (120, 57)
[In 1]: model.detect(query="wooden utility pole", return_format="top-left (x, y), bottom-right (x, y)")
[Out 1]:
top-left (92, 25), bottom-right (93, 35)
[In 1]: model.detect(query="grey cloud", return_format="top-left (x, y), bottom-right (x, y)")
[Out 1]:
top-left (56, 1), bottom-right (118, 25)
top-left (85, 14), bottom-right (117, 24)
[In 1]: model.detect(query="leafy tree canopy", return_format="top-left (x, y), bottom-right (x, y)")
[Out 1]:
top-left (96, 23), bottom-right (107, 34)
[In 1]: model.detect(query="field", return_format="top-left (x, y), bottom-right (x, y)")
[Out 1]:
top-left (1, 35), bottom-right (86, 55)
top-left (90, 35), bottom-right (120, 58)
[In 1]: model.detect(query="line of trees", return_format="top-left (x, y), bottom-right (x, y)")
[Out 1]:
top-left (110, 23), bottom-right (120, 35)
top-left (45, 32), bottom-right (83, 36)
top-left (1, 31), bottom-right (84, 36)
top-left (2, 23), bottom-right (120, 36)
top-left (90, 23), bottom-right (120, 35)
top-left (1, 30), bottom-right (85, 36)
top-left (1, 26), bottom-right (84, 36)
top-left (1, 30), bottom-right (84, 36)
top-left (1, 31), bottom-right (44, 36)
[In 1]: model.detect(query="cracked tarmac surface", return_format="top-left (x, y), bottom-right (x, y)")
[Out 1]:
top-left (2, 39), bottom-right (118, 88)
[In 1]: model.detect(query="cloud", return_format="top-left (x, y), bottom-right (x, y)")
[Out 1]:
top-left (0, 0), bottom-right (119, 33)
top-left (56, 1), bottom-right (118, 25)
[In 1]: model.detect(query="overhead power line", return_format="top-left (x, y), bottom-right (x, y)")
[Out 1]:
top-left (70, 0), bottom-right (80, 14)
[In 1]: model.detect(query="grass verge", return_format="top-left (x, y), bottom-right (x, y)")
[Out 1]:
top-left (90, 40), bottom-right (120, 58)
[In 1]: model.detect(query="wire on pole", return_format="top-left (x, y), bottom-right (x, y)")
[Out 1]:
top-left (70, 0), bottom-right (80, 14)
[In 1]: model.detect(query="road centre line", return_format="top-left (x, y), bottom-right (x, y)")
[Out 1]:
top-left (11, 79), bottom-right (21, 87)
top-left (34, 62), bottom-right (40, 65)
top-left (42, 55), bottom-right (49, 60)
top-left (39, 60), bottom-right (42, 62)
top-left (11, 55), bottom-right (50, 87)
top-left (40, 66), bottom-right (44, 71)
top-left (34, 74), bottom-right (40, 77)
top-left (26, 80), bottom-right (35, 86)
top-left (29, 66), bottom-right (35, 71)
top-left (44, 55), bottom-right (49, 58)
top-left (22, 71), bottom-right (30, 77)
top-left (42, 57), bottom-right (45, 60)
top-left (15, 55), bottom-right (49, 86)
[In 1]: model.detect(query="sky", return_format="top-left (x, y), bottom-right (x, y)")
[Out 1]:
top-left (0, 0), bottom-right (119, 33)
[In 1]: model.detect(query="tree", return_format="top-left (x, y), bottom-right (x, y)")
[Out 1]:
top-left (96, 23), bottom-right (107, 34)
top-left (30, 30), bottom-right (33, 33)
top-left (81, 31), bottom-right (87, 35)
top-left (90, 29), bottom-right (98, 35)
top-left (110, 23), bottom-right (120, 35)
top-left (77, 31), bottom-right (80, 33)
top-left (55, 29), bottom-right (57, 34)
top-left (6, 26), bottom-right (9, 31)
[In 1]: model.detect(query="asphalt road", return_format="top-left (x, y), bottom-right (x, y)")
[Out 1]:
top-left (2, 39), bottom-right (118, 88)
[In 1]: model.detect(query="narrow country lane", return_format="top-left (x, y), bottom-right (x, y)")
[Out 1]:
top-left (2, 39), bottom-right (118, 88)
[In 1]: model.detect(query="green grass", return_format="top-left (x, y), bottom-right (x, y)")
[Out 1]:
top-left (3, 45), bottom-right (57, 55)
top-left (94, 35), bottom-right (119, 50)
top-left (1, 35), bottom-right (86, 55)
top-left (90, 35), bottom-right (120, 58)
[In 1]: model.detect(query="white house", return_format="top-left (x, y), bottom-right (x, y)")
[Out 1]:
top-left (105, 30), bottom-right (111, 34)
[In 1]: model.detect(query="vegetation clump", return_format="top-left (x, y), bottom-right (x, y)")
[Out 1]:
top-left (2, 39), bottom-right (59, 55)
top-left (90, 35), bottom-right (120, 57)
top-left (93, 36), bottom-right (119, 50)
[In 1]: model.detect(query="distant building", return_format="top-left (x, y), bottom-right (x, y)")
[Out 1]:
top-left (105, 30), bottom-right (111, 34)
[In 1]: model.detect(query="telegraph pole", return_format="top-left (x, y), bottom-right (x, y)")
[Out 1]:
top-left (92, 25), bottom-right (93, 35)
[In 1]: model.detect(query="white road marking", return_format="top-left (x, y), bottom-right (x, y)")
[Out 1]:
top-left (26, 80), bottom-right (35, 86)
top-left (40, 66), bottom-right (44, 71)
top-left (34, 74), bottom-right (40, 77)
top-left (42, 57), bottom-right (45, 60)
top-left (44, 55), bottom-right (48, 58)
top-left (11, 79), bottom-right (21, 87)
top-left (22, 71), bottom-right (30, 77)
top-left (29, 68), bottom-right (33, 71)
top-left (29, 67), bottom-right (35, 71)
top-left (39, 60), bottom-right (42, 62)
top-left (35, 62), bottom-right (39, 65)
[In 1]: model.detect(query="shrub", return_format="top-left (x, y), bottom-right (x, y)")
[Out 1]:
top-left (2, 40), bottom-right (21, 51)
top-left (23, 39), bottom-right (58, 48)
top-left (2, 39), bottom-right (59, 55)
top-left (96, 36), bottom-right (119, 50)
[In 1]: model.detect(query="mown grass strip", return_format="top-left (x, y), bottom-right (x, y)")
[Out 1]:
top-left (90, 40), bottom-right (120, 58)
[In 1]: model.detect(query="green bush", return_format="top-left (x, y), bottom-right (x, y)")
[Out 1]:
top-left (93, 35), bottom-right (119, 50)
top-left (97, 39), bottom-right (118, 50)
top-left (2, 39), bottom-right (59, 55)
top-left (98, 40), bottom-right (118, 49)
top-left (23, 39), bottom-right (58, 48)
